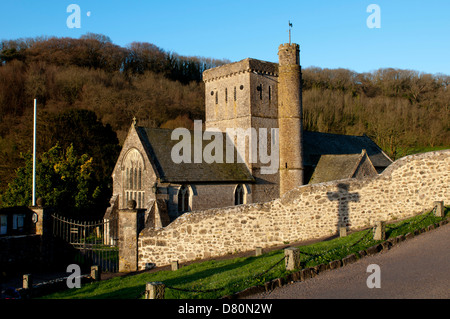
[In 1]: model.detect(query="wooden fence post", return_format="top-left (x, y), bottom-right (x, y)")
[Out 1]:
top-left (339, 225), bottom-right (347, 237)
top-left (434, 201), bottom-right (444, 218)
top-left (373, 221), bottom-right (386, 241)
top-left (284, 247), bottom-right (301, 271)
top-left (22, 274), bottom-right (32, 299)
top-left (145, 282), bottom-right (165, 299)
top-left (91, 265), bottom-right (101, 281)
top-left (23, 274), bottom-right (32, 289)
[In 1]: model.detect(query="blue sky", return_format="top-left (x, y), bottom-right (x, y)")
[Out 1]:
top-left (1, 0), bottom-right (449, 75)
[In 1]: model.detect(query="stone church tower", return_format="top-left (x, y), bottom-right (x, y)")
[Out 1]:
top-left (203, 42), bottom-right (305, 201)
top-left (277, 43), bottom-right (304, 195)
top-left (203, 58), bottom-right (280, 202)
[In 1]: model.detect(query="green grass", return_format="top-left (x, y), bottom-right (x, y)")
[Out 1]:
top-left (40, 206), bottom-right (449, 299)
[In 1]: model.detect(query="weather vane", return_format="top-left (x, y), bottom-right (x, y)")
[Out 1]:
top-left (288, 21), bottom-right (293, 44)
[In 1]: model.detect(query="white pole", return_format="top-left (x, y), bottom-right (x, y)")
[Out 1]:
top-left (32, 99), bottom-right (36, 206)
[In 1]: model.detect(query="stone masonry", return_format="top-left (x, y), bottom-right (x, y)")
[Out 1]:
top-left (278, 43), bottom-right (304, 195)
top-left (203, 58), bottom-right (280, 203)
top-left (137, 149), bottom-right (450, 269)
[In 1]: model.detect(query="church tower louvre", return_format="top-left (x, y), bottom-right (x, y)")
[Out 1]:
top-left (277, 43), bottom-right (304, 195)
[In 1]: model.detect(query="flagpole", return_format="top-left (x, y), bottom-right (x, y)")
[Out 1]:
top-left (288, 21), bottom-right (293, 44)
top-left (32, 98), bottom-right (36, 206)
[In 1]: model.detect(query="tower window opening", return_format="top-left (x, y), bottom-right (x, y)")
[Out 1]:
top-left (225, 88), bottom-right (228, 103)
top-left (215, 91), bottom-right (218, 105)
top-left (257, 84), bottom-right (262, 100)
top-left (234, 86), bottom-right (237, 101)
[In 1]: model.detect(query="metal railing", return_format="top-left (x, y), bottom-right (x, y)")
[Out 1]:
top-left (51, 214), bottom-right (119, 272)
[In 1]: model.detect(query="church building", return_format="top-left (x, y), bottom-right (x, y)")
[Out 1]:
top-left (104, 42), bottom-right (392, 227)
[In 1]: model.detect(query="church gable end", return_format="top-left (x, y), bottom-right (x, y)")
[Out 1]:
top-left (352, 150), bottom-right (378, 179)
top-left (112, 123), bottom-right (158, 209)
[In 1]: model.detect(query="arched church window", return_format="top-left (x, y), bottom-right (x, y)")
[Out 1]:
top-left (234, 184), bottom-right (245, 205)
top-left (123, 148), bottom-right (145, 209)
top-left (178, 185), bottom-right (191, 213)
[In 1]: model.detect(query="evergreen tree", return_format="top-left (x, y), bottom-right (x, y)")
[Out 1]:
top-left (0, 144), bottom-right (104, 218)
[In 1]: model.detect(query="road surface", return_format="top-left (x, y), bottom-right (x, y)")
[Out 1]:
top-left (247, 222), bottom-right (450, 299)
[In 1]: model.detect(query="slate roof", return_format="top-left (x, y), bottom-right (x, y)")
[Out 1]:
top-left (136, 127), bottom-right (254, 183)
top-left (303, 131), bottom-right (392, 169)
top-left (133, 126), bottom-right (391, 184)
top-left (308, 153), bottom-right (364, 184)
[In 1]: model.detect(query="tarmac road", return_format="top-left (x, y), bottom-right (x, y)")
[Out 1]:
top-left (247, 222), bottom-right (450, 299)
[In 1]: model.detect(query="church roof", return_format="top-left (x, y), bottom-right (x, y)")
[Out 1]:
top-left (303, 131), bottom-right (392, 169)
top-left (309, 153), bottom-right (363, 184)
top-left (308, 152), bottom-right (365, 184)
top-left (131, 126), bottom-right (391, 184)
top-left (136, 127), bottom-right (255, 183)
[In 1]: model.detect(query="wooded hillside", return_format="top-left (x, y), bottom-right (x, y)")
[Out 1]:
top-left (0, 34), bottom-right (228, 197)
top-left (0, 34), bottom-right (448, 206)
top-left (302, 67), bottom-right (450, 158)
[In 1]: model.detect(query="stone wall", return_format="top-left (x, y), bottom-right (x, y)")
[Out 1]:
top-left (138, 150), bottom-right (450, 269)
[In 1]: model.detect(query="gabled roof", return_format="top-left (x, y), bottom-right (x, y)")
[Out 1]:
top-left (308, 149), bottom-right (378, 184)
top-left (308, 153), bottom-right (363, 184)
top-left (127, 125), bottom-right (390, 184)
top-left (135, 127), bottom-right (254, 183)
top-left (303, 131), bottom-right (392, 168)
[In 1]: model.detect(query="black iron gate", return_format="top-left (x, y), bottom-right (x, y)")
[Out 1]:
top-left (51, 214), bottom-right (118, 273)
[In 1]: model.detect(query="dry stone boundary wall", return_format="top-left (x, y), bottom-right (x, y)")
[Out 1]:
top-left (138, 150), bottom-right (450, 269)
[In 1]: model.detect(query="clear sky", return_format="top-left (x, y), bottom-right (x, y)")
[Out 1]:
top-left (1, 0), bottom-right (449, 75)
